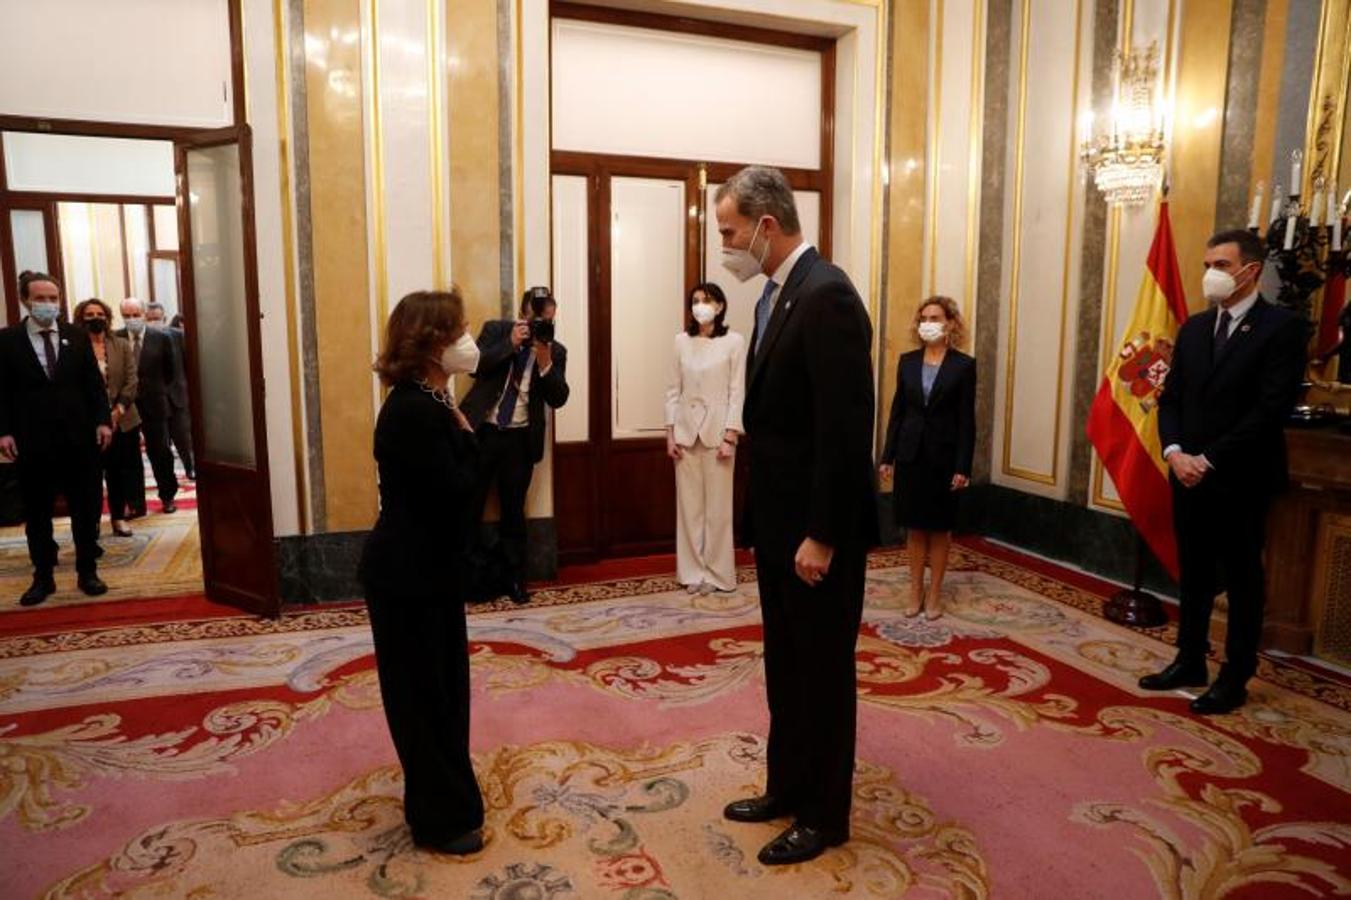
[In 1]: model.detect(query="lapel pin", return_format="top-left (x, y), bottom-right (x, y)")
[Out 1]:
top-left (61, 338), bottom-right (69, 346)
top-left (1240, 324), bottom-right (1251, 333)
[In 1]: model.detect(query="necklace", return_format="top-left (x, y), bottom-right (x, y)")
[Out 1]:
top-left (414, 378), bottom-right (457, 411)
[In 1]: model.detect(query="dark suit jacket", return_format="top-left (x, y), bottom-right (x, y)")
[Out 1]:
top-left (116, 327), bottom-right (176, 420)
top-left (358, 382), bottom-right (480, 598)
top-left (460, 320), bottom-right (569, 464)
top-left (880, 349), bottom-right (977, 474)
top-left (0, 319), bottom-right (112, 455)
top-left (744, 246), bottom-right (879, 552)
top-left (1157, 296), bottom-right (1305, 494)
top-left (163, 326), bottom-right (190, 411)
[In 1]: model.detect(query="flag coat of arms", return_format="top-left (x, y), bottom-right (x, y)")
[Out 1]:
top-left (1086, 201), bottom-right (1188, 579)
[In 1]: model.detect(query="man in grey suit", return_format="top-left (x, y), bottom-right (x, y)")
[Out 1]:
top-left (119, 299), bottom-right (179, 514)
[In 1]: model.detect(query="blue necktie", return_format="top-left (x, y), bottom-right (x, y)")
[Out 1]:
top-left (495, 345), bottom-right (533, 426)
top-left (753, 279), bottom-right (777, 357)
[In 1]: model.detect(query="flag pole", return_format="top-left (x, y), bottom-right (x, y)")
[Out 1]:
top-left (1104, 532), bottom-right (1167, 627)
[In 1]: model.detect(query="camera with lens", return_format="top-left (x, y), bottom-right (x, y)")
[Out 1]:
top-left (525, 286), bottom-right (555, 344)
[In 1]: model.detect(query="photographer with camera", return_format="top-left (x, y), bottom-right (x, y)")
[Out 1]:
top-left (460, 287), bottom-right (570, 604)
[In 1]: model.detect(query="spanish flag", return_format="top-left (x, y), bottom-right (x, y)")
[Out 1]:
top-left (1086, 201), bottom-right (1188, 579)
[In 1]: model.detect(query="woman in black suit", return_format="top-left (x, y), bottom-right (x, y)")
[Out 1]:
top-left (879, 296), bottom-right (976, 619)
top-left (358, 288), bottom-right (486, 855)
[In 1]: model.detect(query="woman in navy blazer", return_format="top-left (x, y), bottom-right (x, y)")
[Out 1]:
top-left (879, 296), bottom-right (976, 618)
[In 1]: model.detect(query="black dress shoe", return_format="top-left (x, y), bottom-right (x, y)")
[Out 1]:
top-left (19, 575), bottom-right (57, 607)
top-left (415, 828), bottom-right (484, 855)
top-left (161, 502), bottom-right (177, 514)
top-left (127, 508), bottom-right (146, 520)
top-left (723, 794), bottom-right (790, 823)
top-left (508, 581), bottom-right (530, 605)
top-left (1190, 681), bottom-right (1247, 715)
top-left (757, 823), bottom-right (846, 866)
top-left (1138, 659), bottom-right (1208, 691)
top-left (77, 573), bottom-right (108, 596)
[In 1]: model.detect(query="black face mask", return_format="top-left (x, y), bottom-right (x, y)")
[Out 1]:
top-left (83, 319), bottom-right (107, 334)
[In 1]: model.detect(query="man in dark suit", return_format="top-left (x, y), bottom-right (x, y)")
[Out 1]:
top-left (119, 298), bottom-right (179, 514)
top-left (147, 301), bottom-right (195, 480)
top-left (0, 272), bottom-right (112, 605)
top-left (714, 166), bottom-right (879, 865)
top-left (1140, 228), bottom-right (1306, 714)
top-left (459, 288), bottom-right (569, 604)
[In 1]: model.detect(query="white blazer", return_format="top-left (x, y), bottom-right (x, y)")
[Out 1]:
top-left (665, 330), bottom-right (747, 448)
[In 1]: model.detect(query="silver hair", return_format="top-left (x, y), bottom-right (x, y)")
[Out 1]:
top-left (715, 165), bottom-right (801, 235)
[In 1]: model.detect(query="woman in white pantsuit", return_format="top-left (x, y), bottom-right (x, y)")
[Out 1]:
top-left (665, 283), bottom-right (747, 594)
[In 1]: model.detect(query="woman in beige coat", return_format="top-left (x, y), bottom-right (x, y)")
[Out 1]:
top-left (665, 282), bottom-right (746, 594)
top-left (74, 299), bottom-right (140, 537)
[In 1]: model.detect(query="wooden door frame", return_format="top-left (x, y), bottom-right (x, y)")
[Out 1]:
top-left (547, 5), bottom-right (836, 562)
top-left (174, 124), bottom-right (279, 614)
top-left (0, 0), bottom-right (244, 321)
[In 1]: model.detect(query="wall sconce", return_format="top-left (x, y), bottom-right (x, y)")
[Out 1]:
top-left (1080, 42), bottom-right (1168, 206)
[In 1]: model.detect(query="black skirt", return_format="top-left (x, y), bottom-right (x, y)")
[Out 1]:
top-left (894, 454), bottom-right (959, 532)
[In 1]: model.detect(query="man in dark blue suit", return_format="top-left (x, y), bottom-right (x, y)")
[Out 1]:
top-left (714, 166), bottom-right (878, 865)
top-left (0, 272), bottom-right (112, 605)
top-left (459, 289), bottom-right (569, 604)
top-left (1140, 229), bottom-right (1306, 714)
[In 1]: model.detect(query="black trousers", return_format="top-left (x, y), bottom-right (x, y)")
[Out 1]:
top-left (103, 427), bottom-right (141, 521)
top-left (468, 425), bottom-right (534, 582)
top-left (1173, 477), bottom-right (1270, 684)
top-left (365, 589), bottom-right (484, 842)
top-left (19, 440), bottom-right (103, 576)
top-left (140, 414), bottom-right (179, 503)
top-left (169, 403), bottom-right (194, 475)
top-left (755, 538), bottom-right (866, 838)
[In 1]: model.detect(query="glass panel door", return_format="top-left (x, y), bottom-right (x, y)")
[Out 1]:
top-left (183, 143), bottom-right (255, 467)
top-left (175, 127), bottom-right (277, 615)
top-left (609, 176), bottom-right (686, 439)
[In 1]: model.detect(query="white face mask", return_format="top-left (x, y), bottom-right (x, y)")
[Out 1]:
top-left (690, 302), bottom-right (719, 325)
top-left (917, 321), bottom-right (947, 343)
top-left (1201, 263), bottom-right (1253, 304)
top-left (440, 332), bottom-right (480, 375)
top-left (720, 219), bottom-right (769, 283)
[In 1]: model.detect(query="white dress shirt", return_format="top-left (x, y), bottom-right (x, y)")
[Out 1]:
top-left (490, 346), bottom-right (552, 429)
top-left (25, 316), bottom-right (61, 370)
top-left (765, 241), bottom-right (814, 314)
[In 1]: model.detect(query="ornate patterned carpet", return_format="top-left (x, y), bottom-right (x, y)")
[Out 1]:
top-left (1, 542), bottom-right (1348, 898)
top-left (0, 460), bottom-right (201, 611)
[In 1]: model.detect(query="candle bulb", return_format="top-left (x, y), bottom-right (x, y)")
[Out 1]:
top-left (1309, 186), bottom-right (1323, 227)
top-left (1283, 207), bottom-right (1297, 250)
top-left (1291, 150), bottom-right (1303, 193)
top-left (1271, 185), bottom-right (1283, 227)
top-left (1249, 182), bottom-right (1264, 229)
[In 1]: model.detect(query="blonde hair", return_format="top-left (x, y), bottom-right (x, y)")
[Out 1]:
top-left (911, 295), bottom-right (967, 349)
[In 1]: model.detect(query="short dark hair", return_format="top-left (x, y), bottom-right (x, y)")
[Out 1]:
top-left (373, 288), bottom-right (468, 386)
top-left (73, 298), bottom-right (113, 322)
top-left (146, 301), bottom-right (167, 317)
top-left (685, 282), bottom-right (729, 337)
top-left (1207, 229), bottom-right (1266, 265)
top-left (18, 270), bottom-right (60, 299)
top-left (715, 166), bottom-right (802, 235)
top-left (519, 287), bottom-right (557, 318)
